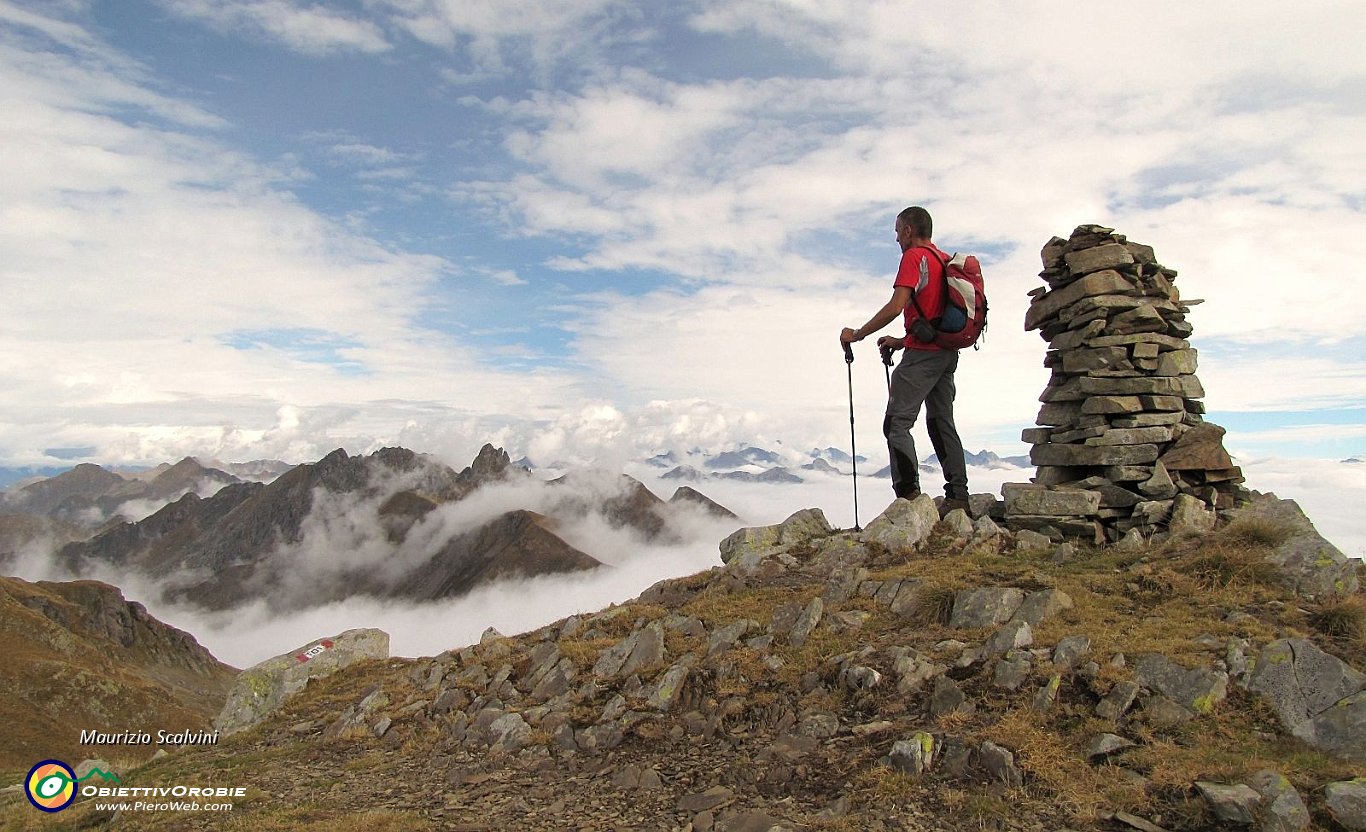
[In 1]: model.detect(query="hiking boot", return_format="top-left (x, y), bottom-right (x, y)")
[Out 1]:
top-left (938, 497), bottom-right (970, 519)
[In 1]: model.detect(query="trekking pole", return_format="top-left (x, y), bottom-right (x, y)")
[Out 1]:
top-left (880, 342), bottom-right (893, 390)
top-left (843, 341), bottom-right (861, 531)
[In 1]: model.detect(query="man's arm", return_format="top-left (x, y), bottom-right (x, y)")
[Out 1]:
top-left (840, 286), bottom-right (912, 344)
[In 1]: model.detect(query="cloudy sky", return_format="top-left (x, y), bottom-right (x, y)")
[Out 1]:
top-left (2, 0), bottom-right (1364, 474)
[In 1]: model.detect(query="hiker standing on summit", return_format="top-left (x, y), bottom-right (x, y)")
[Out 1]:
top-left (839, 206), bottom-right (970, 515)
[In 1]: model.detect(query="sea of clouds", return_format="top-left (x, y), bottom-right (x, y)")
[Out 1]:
top-left (8, 454), bottom-right (1363, 669)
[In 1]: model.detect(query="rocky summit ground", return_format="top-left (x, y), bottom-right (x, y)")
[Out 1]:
top-left (4, 494), bottom-right (1365, 832)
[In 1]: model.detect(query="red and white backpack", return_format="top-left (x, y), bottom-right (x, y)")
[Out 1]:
top-left (910, 247), bottom-right (988, 350)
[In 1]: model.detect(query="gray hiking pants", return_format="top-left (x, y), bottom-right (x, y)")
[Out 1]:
top-left (883, 348), bottom-right (969, 501)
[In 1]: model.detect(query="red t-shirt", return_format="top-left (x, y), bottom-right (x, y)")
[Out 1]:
top-left (894, 244), bottom-right (949, 351)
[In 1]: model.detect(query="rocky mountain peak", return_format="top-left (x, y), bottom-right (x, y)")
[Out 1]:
top-left (7, 462), bottom-right (125, 515)
top-left (161, 456), bottom-right (209, 475)
top-left (668, 486), bottom-right (739, 519)
top-left (145, 456), bottom-right (239, 496)
top-left (463, 443), bottom-right (511, 483)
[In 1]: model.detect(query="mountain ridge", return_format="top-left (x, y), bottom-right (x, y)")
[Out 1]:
top-left (46, 445), bottom-right (738, 614)
top-left (0, 575), bottom-right (236, 772)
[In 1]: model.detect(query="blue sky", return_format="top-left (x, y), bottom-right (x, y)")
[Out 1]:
top-left (2, 0), bottom-right (1364, 471)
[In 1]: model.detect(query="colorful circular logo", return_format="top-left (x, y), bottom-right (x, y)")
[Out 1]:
top-left (25, 760), bottom-right (77, 813)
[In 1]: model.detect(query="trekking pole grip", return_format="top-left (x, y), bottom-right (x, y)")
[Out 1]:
top-left (842, 341), bottom-right (854, 364)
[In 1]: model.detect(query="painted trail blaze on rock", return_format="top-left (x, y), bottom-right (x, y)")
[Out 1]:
top-left (215, 628), bottom-right (389, 735)
top-left (295, 639), bottom-right (335, 662)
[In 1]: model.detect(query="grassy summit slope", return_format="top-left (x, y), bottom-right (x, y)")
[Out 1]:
top-left (5, 504), bottom-right (1364, 831)
top-left (0, 577), bottom-right (237, 779)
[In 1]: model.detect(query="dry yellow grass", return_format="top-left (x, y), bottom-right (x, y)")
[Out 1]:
top-left (557, 635), bottom-right (615, 668)
top-left (1175, 541), bottom-right (1283, 591)
top-left (909, 583), bottom-right (960, 628)
top-left (681, 584), bottom-right (803, 626)
top-left (1218, 514), bottom-right (1294, 549)
top-left (977, 707), bottom-right (1141, 822)
top-left (1309, 595), bottom-right (1366, 645)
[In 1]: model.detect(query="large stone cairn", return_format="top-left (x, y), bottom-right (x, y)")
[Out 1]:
top-left (1012, 225), bottom-right (1244, 544)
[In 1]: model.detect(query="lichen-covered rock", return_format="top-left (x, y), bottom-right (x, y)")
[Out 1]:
top-left (1249, 770), bottom-right (1310, 832)
top-left (1096, 681), bottom-right (1140, 721)
top-left (620, 621), bottom-right (666, 677)
top-left (860, 495), bottom-right (939, 555)
top-left (1158, 422), bottom-right (1234, 472)
top-left (484, 711), bottom-right (531, 753)
top-left (981, 620), bottom-right (1032, 659)
top-left (978, 741), bottom-right (1023, 787)
top-left (1084, 733), bottom-right (1135, 762)
top-left (1247, 638), bottom-right (1366, 762)
top-left (1002, 483), bottom-right (1101, 516)
top-left (593, 633), bottom-right (635, 678)
top-left (887, 732), bottom-right (935, 775)
top-left (810, 537), bottom-right (869, 574)
top-left (1134, 654), bottom-right (1227, 715)
top-left (992, 653), bottom-right (1032, 691)
top-left (1226, 493), bottom-right (1360, 599)
top-left (1052, 635), bottom-right (1092, 670)
top-left (1167, 493), bottom-right (1216, 535)
top-left (965, 515), bottom-right (1004, 555)
top-left (645, 662), bottom-right (691, 711)
top-left (893, 650), bottom-right (946, 694)
top-left (575, 721), bottom-right (624, 753)
top-left (1325, 779), bottom-right (1366, 831)
top-left (720, 508), bottom-right (833, 572)
top-left (1113, 528), bottom-right (1147, 552)
top-left (521, 643), bottom-right (577, 704)
top-left (1035, 671), bottom-right (1066, 710)
top-left (940, 508), bottom-right (974, 541)
top-left (822, 566), bottom-right (868, 606)
top-left (1014, 529), bottom-right (1053, 550)
top-left (1137, 695), bottom-right (1196, 727)
top-left (1012, 588), bottom-right (1073, 627)
top-left (323, 684), bottom-right (389, 739)
top-left (707, 619), bottom-right (755, 657)
top-left (215, 628), bottom-right (389, 735)
top-left (949, 587), bottom-right (1025, 629)
top-left (787, 597), bottom-right (823, 648)
top-left (930, 676), bottom-right (973, 718)
top-left (1194, 781), bottom-right (1260, 824)
top-left (1138, 460), bottom-right (1178, 500)
top-left (1305, 691), bottom-right (1366, 763)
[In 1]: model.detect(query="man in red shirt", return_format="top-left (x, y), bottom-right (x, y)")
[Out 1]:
top-left (839, 206), bottom-right (970, 515)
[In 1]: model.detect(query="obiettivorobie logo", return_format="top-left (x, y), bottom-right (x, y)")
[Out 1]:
top-left (23, 758), bottom-right (243, 814)
top-left (25, 760), bottom-right (121, 813)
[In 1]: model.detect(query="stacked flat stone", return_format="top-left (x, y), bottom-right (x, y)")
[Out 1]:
top-left (1010, 225), bottom-right (1244, 543)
